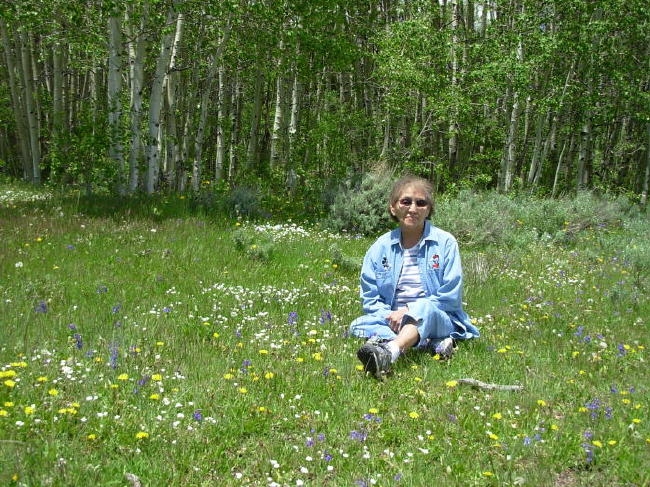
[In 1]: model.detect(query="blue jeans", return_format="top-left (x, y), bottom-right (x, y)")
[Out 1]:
top-left (349, 306), bottom-right (454, 348)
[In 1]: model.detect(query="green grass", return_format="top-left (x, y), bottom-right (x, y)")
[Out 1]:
top-left (0, 185), bottom-right (648, 487)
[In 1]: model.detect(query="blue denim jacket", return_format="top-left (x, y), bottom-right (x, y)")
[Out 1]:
top-left (357, 221), bottom-right (479, 340)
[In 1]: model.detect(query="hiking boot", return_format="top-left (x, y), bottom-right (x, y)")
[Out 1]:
top-left (432, 337), bottom-right (457, 360)
top-left (357, 339), bottom-right (392, 379)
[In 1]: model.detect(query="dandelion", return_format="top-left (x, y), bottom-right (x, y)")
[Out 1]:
top-left (492, 413), bottom-right (503, 420)
top-left (87, 434), bottom-right (97, 441)
top-left (151, 374), bottom-right (163, 382)
top-left (592, 440), bottom-right (603, 448)
top-left (445, 380), bottom-right (458, 388)
top-left (149, 394), bottom-right (160, 400)
top-left (537, 400), bottom-right (547, 407)
top-left (409, 411), bottom-right (420, 419)
top-left (48, 389), bottom-right (59, 397)
top-left (117, 373), bottom-right (129, 381)
top-left (264, 372), bottom-right (275, 380)
top-left (135, 431), bottom-right (149, 440)
top-left (24, 406), bottom-right (35, 415)
top-left (238, 387), bottom-right (248, 394)
top-left (3, 379), bottom-right (16, 388)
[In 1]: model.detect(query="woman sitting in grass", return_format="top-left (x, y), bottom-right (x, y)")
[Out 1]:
top-left (350, 175), bottom-right (480, 379)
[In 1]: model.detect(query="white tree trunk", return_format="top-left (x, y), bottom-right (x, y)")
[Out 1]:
top-left (145, 10), bottom-right (181, 194)
top-left (164, 10), bottom-right (183, 190)
top-left (499, 91), bottom-right (520, 192)
top-left (127, 7), bottom-right (146, 192)
top-left (215, 64), bottom-right (227, 182)
top-left (269, 71), bottom-right (284, 170)
top-left (0, 21), bottom-right (31, 178)
top-left (20, 31), bottom-right (41, 184)
top-left (191, 22), bottom-right (232, 190)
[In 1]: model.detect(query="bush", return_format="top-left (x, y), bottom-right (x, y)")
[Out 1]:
top-left (326, 171), bottom-right (395, 236)
top-left (433, 190), bottom-right (634, 249)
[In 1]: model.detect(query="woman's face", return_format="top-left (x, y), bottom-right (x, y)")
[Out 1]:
top-left (389, 185), bottom-right (431, 231)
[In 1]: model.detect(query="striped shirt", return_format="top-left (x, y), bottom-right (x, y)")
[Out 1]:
top-left (394, 244), bottom-right (425, 309)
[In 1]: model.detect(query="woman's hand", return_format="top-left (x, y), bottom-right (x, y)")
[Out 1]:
top-left (386, 307), bottom-right (409, 333)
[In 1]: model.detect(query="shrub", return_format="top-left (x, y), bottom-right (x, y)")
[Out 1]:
top-left (326, 170), bottom-right (395, 236)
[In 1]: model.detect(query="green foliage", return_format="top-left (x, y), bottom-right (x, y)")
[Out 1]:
top-left (326, 170), bottom-right (396, 236)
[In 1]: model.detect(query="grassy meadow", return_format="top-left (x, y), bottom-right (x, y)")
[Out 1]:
top-left (0, 184), bottom-right (648, 486)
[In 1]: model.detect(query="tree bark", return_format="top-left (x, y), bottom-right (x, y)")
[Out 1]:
top-left (145, 9), bottom-right (181, 194)
top-left (126, 6), bottom-right (147, 192)
top-left (0, 21), bottom-right (31, 179)
top-left (19, 31), bottom-right (41, 184)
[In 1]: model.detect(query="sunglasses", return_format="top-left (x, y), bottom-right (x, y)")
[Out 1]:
top-left (398, 197), bottom-right (429, 208)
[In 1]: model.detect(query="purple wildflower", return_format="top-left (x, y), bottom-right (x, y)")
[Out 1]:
top-left (34, 301), bottom-right (48, 313)
top-left (287, 311), bottom-right (298, 325)
top-left (193, 409), bottom-right (203, 422)
top-left (109, 343), bottom-right (119, 369)
top-left (73, 333), bottom-right (83, 350)
top-left (349, 430), bottom-right (368, 442)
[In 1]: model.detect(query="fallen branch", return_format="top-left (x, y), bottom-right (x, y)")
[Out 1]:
top-left (456, 378), bottom-right (524, 391)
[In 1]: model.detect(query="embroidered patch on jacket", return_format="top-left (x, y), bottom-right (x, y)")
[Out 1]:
top-left (381, 256), bottom-right (391, 270)
top-left (430, 254), bottom-right (440, 269)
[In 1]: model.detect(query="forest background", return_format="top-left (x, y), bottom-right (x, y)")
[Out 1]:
top-left (1, 0), bottom-right (649, 214)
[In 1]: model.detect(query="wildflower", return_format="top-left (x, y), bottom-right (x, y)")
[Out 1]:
top-left (135, 431), bottom-right (149, 440)
top-left (34, 301), bottom-right (48, 313)
top-left (149, 394), bottom-right (160, 400)
top-left (0, 410), bottom-right (8, 417)
top-left (349, 430), bottom-right (367, 442)
top-left (117, 373), bottom-right (129, 381)
top-left (409, 411), bottom-right (420, 419)
top-left (483, 471), bottom-right (494, 477)
top-left (48, 389), bottom-right (59, 397)
top-left (312, 352), bottom-right (323, 361)
top-left (287, 311), bottom-right (298, 325)
top-left (492, 413), bottom-right (503, 420)
top-left (3, 380), bottom-right (16, 388)
top-left (445, 380), bottom-right (458, 388)
top-left (264, 372), bottom-right (274, 380)
top-left (24, 406), bottom-right (35, 415)
top-left (487, 432), bottom-right (499, 441)
top-left (238, 387), bottom-right (248, 394)
top-left (193, 409), bottom-right (203, 422)
top-left (151, 374), bottom-right (163, 382)
top-left (537, 400), bottom-right (547, 407)
top-left (87, 434), bottom-right (97, 441)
